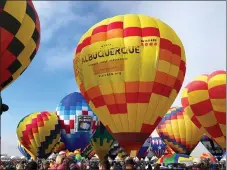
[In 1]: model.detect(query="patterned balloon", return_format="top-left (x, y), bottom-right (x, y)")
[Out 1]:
top-left (181, 70), bottom-right (226, 149)
top-left (0, 0), bottom-right (41, 91)
top-left (17, 140), bottom-right (31, 160)
top-left (16, 111), bottom-right (61, 160)
top-left (157, 153), bottom-right (193, 165)
top-left (200, 134), bottom-right (224, 161)
top-left (157, 107), bottom-right (203, 155)
top-left (137, 136), bottom-right (152, 158)
top-left (73, 14), bottom-right (186, 156)
top-left (90, 121), bottom-right (115, 161)
top-left (53, 139), bottom-right (65, 154)
top-left (56, 92), bottom-right (98, 151)
top-left (149, 137), bottom-right (167, 158)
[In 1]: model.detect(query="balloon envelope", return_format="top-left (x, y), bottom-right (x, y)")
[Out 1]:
top-left (90, 122), bottom-right (115, 161)
top-left (182, 70), bottom-right (226, 149)
top-left (53, 139), bottom-right (65, 154)
top-left (157, 107), bottom-right (203, 155)
top-left (16, 111), bottom-right (61, 159)
top-left (56, 92), bottom-right (98, 151)
top-left (0, 0), bottom-right (41, 91)
top-left (73, 14), bottom-right (186, 156)
top-left (17, 141), bottom-right (31, 160)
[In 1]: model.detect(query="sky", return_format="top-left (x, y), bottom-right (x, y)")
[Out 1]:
top-left (1, 1), bottom-right (226, 157)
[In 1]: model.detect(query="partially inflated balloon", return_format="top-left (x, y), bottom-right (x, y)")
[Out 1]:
top-left (157, 107), bottom-right (203, 155)
top-left (149, 137), bottom-right (167, 158)
top-left (16, 111), bottom-right (61, 159)
top-left (200, 134), bottom-right (224, 161)
top-left (56, 92), bottom-right (98, 151)
top-left (182, 70), bottom-right (226, 149)
top-left (0, 0), bottom-right (41, 91)
top-left (18, 140), bottom-right (31, 160)
top-left (74, 14), bottom-right (186, 156)
top-left (137, 136), bottom-right (152, 158)
top-left (91, 122), bottom-right (115, 161)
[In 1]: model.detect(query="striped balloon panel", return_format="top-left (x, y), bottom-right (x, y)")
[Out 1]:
top-left (16, 111), bottom-right (61, 159)
top-left (0, 0), bottom-right (41, 91)
top-left (182, 70), bottom-right (226, 149)
top-left (157, 107), bottom-right (203, 155)
top-left (74, 14), bottom-right (186, 154)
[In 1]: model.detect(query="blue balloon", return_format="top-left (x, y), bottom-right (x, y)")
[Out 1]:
top-left (138, 136), bottom-right (152, 157)
top-left (18, 142), bottom-right (31, 160)
top-left (149, 137), bottom-right (166, 158)
top-left (56, 92), bottom-right (98, 151)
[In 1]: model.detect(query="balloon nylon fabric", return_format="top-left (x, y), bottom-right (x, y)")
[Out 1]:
top-left (182, 70), bottom-right (226, 149)
top-left (18, 141), bottom-right (31, 160)
top-left (157, 107), bottom-right (203, 155)
top-left (56, 92), bottom-right (98, 151)
top-left (74, 14), bottom-right (186, 155)
top-left (16, 111), bottom-right (61, 159)
top-left (0, 0), bottom-right (41, 91)
top-left (90, 122), bottom-right (115, 161)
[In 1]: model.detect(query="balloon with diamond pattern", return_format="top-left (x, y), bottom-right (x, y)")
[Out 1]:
top-left (16, 111), bottom-right (61, 160)
top-left (0, 0), bottom-right (41, 91)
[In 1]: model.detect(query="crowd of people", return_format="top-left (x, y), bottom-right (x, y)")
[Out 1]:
top-left (0, 154), bottom-right (226, 170)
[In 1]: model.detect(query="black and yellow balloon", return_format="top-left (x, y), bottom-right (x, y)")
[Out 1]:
top-left (0, 0), bottom-right (41, 91)
top-left (90, 122), bottom-right (115, 161)
top-left (16, 111), bottom-right (61, 160)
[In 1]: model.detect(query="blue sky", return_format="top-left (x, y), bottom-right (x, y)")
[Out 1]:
top-left (1, 1), bottom-right (226, 157)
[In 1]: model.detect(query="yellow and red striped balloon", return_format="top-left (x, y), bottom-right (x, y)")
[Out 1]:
top-left (156, 107), bottom-right (203, 155)
top-left (73, 14), bottom-right (186, 156)
top-left (16, 111), bottom-right (61, 160)
top-left (181, 70), bottom-right (226, 149)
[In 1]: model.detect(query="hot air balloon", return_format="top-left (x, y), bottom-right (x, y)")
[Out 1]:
top-left (16, 111), bottom-right (61, 160)
top-left (181, 70), bottom-right (226, 149)
top-left (0, 0), bottom-right (41, 91)
top-left (200, 134), bottom-right (224, 161)
top-left (73, 14), bottom-right (186, 156)
top-left (56, 92), bottom-right (98, 151)
top-left (90, 121), bottom-right (115, 161)
top-left (53, 139), bottom-right (65, 154)
top-left (18, 141), bottom-right (31, 160)
top-left (157, 107), bottom-right (203, 155)
top-left (149, 137), bottom-right (167, 158)
top-left (137, 136), bottom-right (152, 158)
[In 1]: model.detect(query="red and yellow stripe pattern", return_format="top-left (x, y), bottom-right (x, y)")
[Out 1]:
top-left (74, 14), bottom-right (186, 155)
top-left (0, 0), bottom-right (41, 91)
top-left (182, 70), bottom-right (226, 149)
top-left (16, 111), bottom-right (61, 159)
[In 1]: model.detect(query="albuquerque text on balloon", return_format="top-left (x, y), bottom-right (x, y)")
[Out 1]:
top-left (73, 14), bottom-right (186, 156)
top-left (182, 70), bottom-right (226, 149)
top-left (56, 92), bottom-right (98, 151)
top-left (16, 111), bottom-right (61, 160)
top-left (0, 0), bottom-right (41, 91)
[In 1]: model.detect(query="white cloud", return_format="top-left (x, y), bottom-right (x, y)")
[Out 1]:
top-left (43, 47), bottom-right (75, 72)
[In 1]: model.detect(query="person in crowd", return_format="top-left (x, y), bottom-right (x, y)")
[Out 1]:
top-left (125, 158), bottom-right (135, 170)
top-left (16, 162), bottom-right (24, 170)
top-left (49, 155), bottom-right (66, 170)
top-left (99, 159), bottom-right (111, 170)
top-left (25, 161), bottom-right (38, 170)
